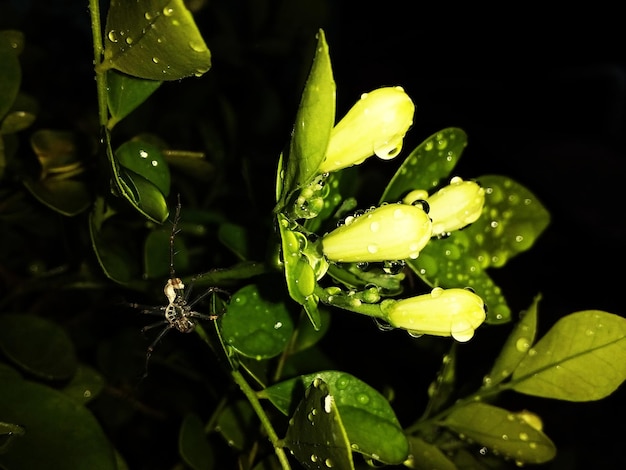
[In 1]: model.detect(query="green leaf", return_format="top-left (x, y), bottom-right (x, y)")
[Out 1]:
top-left (277, 214), bottom-right (321, 329)
top-left (407, 175), bottom-right (550, 324)
top-left (0, 31), bottom-right (22, 120)
top-left (115, 139), bottom-right (170, 196)
top-left (443, 402), bottom-right (556, 465)
top-left (0, 314), bottom-right (77, 381)
top-left (511, 310), bottom-right (626, 401)
top-left (219, 283), bottom-right (294, 359)
top-left (380, 128), bottom-right (467, 203)
top-left (143, 225), bottom-right (188, 280)
top-left (0, 378), bottom-right (117, 470)
top-left (0, 93), bottom-right (38, 134)
top-left (101, 0), bottom-right (211, 80)
top-left (283, 377), bottom-right (354, 470)
top-left (280, 29), bottom-right (335, 204)
top-left (485, 294), bottom-right (540, 388)
top-left (218, 222), bottom-right (248, 260)
top-left (106, 70), bottom-right (161, 128)
top-left (214, 400), bottom-right (256, 450)
top-left (264, 371), bottom-right (409, 464)
top-left (406, 436), bottom-right (456, 470)
top-left (422, 346), bottom-right (457, 419)
top-left (0, 421), bottom-right (25, 455)
top-left (179, 413), bottom-right (214, 470)
top-left (61, 364), bottom-right (106, 405)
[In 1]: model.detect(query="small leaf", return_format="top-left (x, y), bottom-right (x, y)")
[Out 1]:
top-left (264, 371), bottom-right (408, 464)
top-left (218, 222), bottom-right (248, 260)
top-left (219, 283), bottom-right (294, 359)
top-left (0, 314), bottom-right (77, 381)
top-left (61, 364), bottom-right (105, 405)
top-left (0, 422), bottom-right (25, 455)
top-left (283, 377), bottom-right (354, 470)
top-left (406, 436), bottom-right (456, 470)
top-left (115, 139), bottom-right (170, 196)
top-left (280, 29), bottom-right (335, 203)
top-left (107, 70), bottom-right (161, 128)
top-left (443, 402), bottom-right (556, 465)
top-left (0, 378), bottom-right (117, 469)
top-left (214, 400), bottom-right (256, 450)
top-left (380, 128), bottom-right (467, 203)
top-left (0, 93), bottom-right (38, 134)
top-left (485, 294), bottom-right (540, 388)
top-left (179, 413), bottom-right (214, 470)
top-left (101, 0), bottom-right (211, 80)
top-left (511, 310), bottom-right (626, 401)
top-left (422, 346), bottom-right (457, 419)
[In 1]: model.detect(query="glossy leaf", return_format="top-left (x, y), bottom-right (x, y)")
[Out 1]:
top-left (408, 175), bottom-right (550, 324)
top-left (218, 222), bottom-right (248, 260)
top-left (0, 378), bottom-right (117, 470)
top-left (0, 93), bottom-right (38, 134)
top-left (0, 314), bottom-right (77, 381)
top-left (61, 364), bottom-right (105, 405)
top-left (485, 294), bottom-right (540, 388)
top-left (0, 421), bottom-right (25, 455)
top-left (264, 370), bottom-right (408, 464)
top-left (179, 413), bottom-right (214, 470)
top-left (406, 436), bottom-right (456, 470)
top-left (511, 310), bottom-right (626, 401)
top-left (219, 284), bottom-right (294, 359)
top-left (380, 128), bottom-right (467, 203)
top-left (443, 402), bottom-right (556, 464)
top-left (279, 29), bottom-right (335, 204)
top-left (101, 0), bottom-right (211, 80)
top-left (23, 177), bottom-right (91, 216)
top-left (0, 30), bottom-right (22, 120)
top-left (283, 377), bottom-right (354, 470)
top-left (277, 214), bottom-right (321, 329)
top-left (107, 70), bottom-right (161, 128)
top-left (115, 139), bottom-right (170, 196)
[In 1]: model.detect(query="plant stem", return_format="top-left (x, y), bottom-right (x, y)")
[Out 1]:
top-left (231, 369), bottom-right (292, 470)
top-left (88, 0), bottom-right (109, 128)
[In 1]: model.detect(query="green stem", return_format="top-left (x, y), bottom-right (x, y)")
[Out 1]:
top-left (88, 0), bottom-right (109, 127)
top-left (231, 369), bottom-right (291, 470)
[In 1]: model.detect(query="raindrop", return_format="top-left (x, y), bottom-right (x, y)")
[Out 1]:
top-left (274, 321), bottom-right (283, 329)
top-left (367, 244), bottom-right (379, 254)
top-left (139, 150), bottom-right (149, 158)
top-left (163, 6), bottom-right (174, 16)
top-left (151, 160), bottom-right (158, 167)
top-left (519, 432), bottom-right (529, 441)
top-left (125, 36), bottom-right (133, 45)
top-left (310, 454), bottom-right (318, 463)
top-left (144, 11), bottom-right (153, 20)
top-left (356, 393), bottom-right (370, 404)
top-left (107, 30), bottom-right (118, 43)
top-left (516, 338), bottom-right (531, 352)
top-left (324, 458), bottom-right (333, 468)
top-left (189, 40), bottom-right (206, 52)
top-left (502, 434), bottom-right (509, 441)
top-left (152, 57), bottom-right (159, 64)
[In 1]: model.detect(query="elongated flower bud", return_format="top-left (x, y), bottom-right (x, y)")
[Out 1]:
top-left (321, 203), bottom-right (432, 263)
top-left (385, 287), bottom-right (486, 341)
top-left (424, 177), bottom-right (485, 237)
top-left (318, 86), bottom-right (415, 174)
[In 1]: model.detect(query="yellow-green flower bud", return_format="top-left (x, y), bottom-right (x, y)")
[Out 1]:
top-left (318, 86), bottom-right (415, 174)
top-left (386, 287), bottom-right (486, 342)
top-left (425, 177), bottom-right (485, 237)
top-left (321, 203), bottom-right (432, 263)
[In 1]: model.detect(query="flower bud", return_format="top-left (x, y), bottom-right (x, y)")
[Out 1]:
top-left (321, 203), bottom-right (432, 263)
top-left (385, 287), bottom-right (486, 342)
top-left (425, 177), bottom-right (485, 237)
top-left (318, 86), bottom-right (415, 174)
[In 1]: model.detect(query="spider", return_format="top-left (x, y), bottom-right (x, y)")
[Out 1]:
top-left (130, 197), bottom-right (229, 377)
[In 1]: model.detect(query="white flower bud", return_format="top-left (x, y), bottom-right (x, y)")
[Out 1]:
top-left (426, 177), bottom-right (485, 236)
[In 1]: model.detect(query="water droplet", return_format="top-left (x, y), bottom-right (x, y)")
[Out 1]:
top-left (107, 30), bottom-right (118, 43)
top-left (370, 221), bottom-right (380, 232)
top-left (274, 321), bottom-right (282, 329)
top-left (356, 393), bottom-right (370, 404)
top-left (152, 57), bottom-right (159, 64)
top-left (163, 6), bottom-right (174, 16)
top-left (482, 375), bottom-right (492, 386)
top-left (335, 375), bottom-right (350, 390)
top-left (502, 434), bottom-right (509, 441)
top-left (151, 160), bottom-right (158, 167)
top-left (325, 458), bottom-right (333, 468)
top-left (125, 36), bottom-right (133, 45)
top-left (144, 11), bottom-right (153, 20)
top-left (189, 40), bottom-right (206, 52)
top-left (367, 244), bottom-right (379, 254)
top-left (310, 454), bottom-right (318, 462)
top-left (519, 432), bottom-right (529, 441)
top-left (516, 337), bottom-right (531, 352)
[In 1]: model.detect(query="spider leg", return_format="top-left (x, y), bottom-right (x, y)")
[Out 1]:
top-left (187, 286), bottom-right (231, 309)
top-left (130, 303), bottom-right (167, 317)
top-left (141, 319), bottom-right (170, 333)
top-left (188, 311), bottom-right (220, 321)
top-left (143, 323), bottom-right (174, 378)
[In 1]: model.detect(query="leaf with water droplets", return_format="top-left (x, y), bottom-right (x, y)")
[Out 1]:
top-left (485, 294), bottom-right (540, 388)
top-left (106, 70), bottom-right (161, 129)
top-left (115, 139), bottom-right (170, 196)
top-left (219, 283), bottom-right (294, 359)
top-left (283, 377), bottom-right (354, 470)
top-left (101, 0), bottom-right (211, 80)
top-left (279, 29), bottom-right (335, 205)
top-left (443, 402), bottom-right (556, 465)
top-left (263, 370), bottom-right (409, 464)
top-left (380, 127), bottom-right (467, 203)
top-left (511, 310), bottom-right (626, 401)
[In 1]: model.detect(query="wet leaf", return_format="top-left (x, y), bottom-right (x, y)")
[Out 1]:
top-left (0, 378), bottom-right (117, 469)
top-left (214, 400), bottom-right (256, 450)
top-left (115, 139), bottom-right (170, 196)
top-left (406, 436), bottom-right (456, 470)
top-left (107, 70), bottom-right (161, 128)
top-left (380, 127), bottom-right (467, 203)
top-left (0, 93), bottom-right (38, 134)
top-left (101, 0), bottom-right (211, 80)
top-left (485, 294), bottom-right (540, 388)
top-left (179, 413), bottom-right (214, 470)
top-left (0, 422), bottom-right (25, 455)
top-left (220, 283), bottom-right (294, 359)
top-left (283, 377), bottom-right (354, 470)
top-left (264, 370), bottom-right (408, 464)
top-left (0, 314), bottom-right (77, 381)
top-left (279, 29), bottom-right (335, 204)
top-left (511, 310), bottom-right (626, 401)
top-left (443, 402), bottom-right (556, 465)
